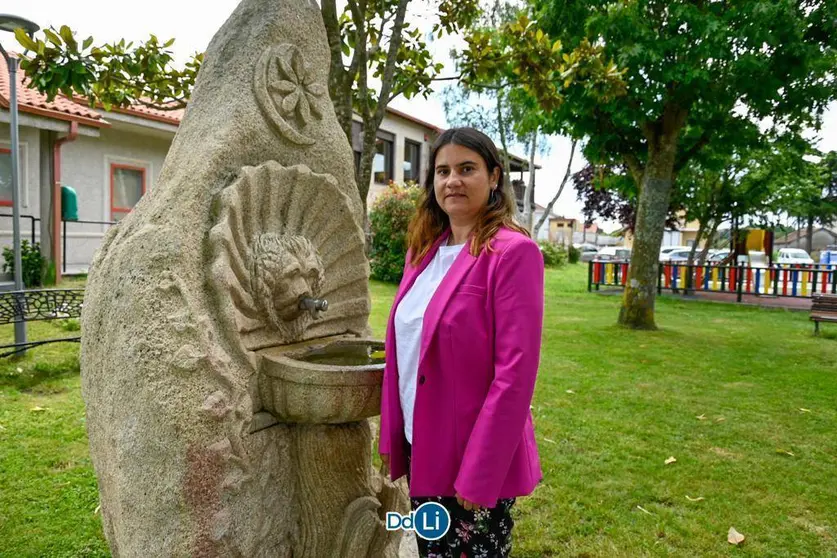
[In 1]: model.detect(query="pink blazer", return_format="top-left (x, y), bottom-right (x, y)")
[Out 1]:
top-left (379, 226), bottom-right (544, 508)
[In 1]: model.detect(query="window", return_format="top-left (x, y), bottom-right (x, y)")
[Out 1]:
top-left (0, 148), bottom-right (12, 206)
top-left (403, 140), bottom-right (421, 183)
top-left (373, 137), bottom-right (394, 184)
top-left (110, 164), bottom-right (146, 221)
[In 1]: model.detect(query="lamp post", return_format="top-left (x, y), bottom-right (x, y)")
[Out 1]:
top-left (0, 14), bottom-right (40, 354)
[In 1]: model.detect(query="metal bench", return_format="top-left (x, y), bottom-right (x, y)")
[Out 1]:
top-left (811, 293), bottom-right (837, 335)
top-left (0, 289), bottom-right (85, 357)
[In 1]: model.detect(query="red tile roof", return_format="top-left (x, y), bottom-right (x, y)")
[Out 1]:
top-left (0, 53), bottom-right (107, 127)
top-left (108, 102), bottom-right (184, 126)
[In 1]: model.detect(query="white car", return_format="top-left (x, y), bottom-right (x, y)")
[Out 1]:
top-left (595, 247), bottom-right (632, 261)
top-left (777, 248), bottom-right (814, 266)
top-left (708, 249), bottom-right (731, 263)
top-left (659, 246), bottom-right (692, 262)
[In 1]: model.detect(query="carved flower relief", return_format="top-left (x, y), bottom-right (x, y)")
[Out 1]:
top-left (269, 48), bottom-right (326, 126)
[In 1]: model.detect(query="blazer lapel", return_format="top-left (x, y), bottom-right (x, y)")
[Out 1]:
top-left (418, 235), bottom-right (478, 370)
top-left (393, 230), bottom-right (451, 310)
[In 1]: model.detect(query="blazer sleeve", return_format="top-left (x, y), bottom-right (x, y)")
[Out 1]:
top-left (454, 238), bottom-right (544, 507)
top-left (378, 248), bottom-right (414, 456)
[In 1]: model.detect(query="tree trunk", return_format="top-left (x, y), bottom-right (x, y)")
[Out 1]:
top-left (698, 218), bottom-right (720, 266)
top-left (618, 133), bottom-right (681, 329)
top-left (534, 139), bottom-right (576, 240)
top-left (320, 0), bottom-right (354, 143)
top-left (684, 220), bottom-right (707, 294)
top-left (521, 132), bottom-right (537, 233)
top-left (495, 91), bottom-right (516, 217)
top-left (806, 215), bottom-right (814, 254)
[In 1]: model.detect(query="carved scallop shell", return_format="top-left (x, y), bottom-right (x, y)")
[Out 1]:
top-left (209, 162), bottom-right (370, 352)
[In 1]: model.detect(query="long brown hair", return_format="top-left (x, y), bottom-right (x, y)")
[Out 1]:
top-left (406, 127), bottom-right (529, 266)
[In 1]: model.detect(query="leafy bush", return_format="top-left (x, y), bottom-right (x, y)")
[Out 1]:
top-left (369, 183), bottom-right (422, 283)
top-left (568, 244), bottom-right (581, 264)
top-left (538, 240), bottom-right (568, 268)
top-left (2, 240), bottom-right (45, 287)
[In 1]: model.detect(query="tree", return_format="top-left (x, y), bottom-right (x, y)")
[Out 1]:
top-left (572, 163), bottom-right (682, 233)
top-left (16, 1), bottom-right (478, 215)
top-left (532, 138), bottom-right (575, 241)
top-left (14, 27), bottom-right (201, 111)
top-left (779, 149), bottom-right (837, 253)
top-left (461, 0), bottom-right (837, 329)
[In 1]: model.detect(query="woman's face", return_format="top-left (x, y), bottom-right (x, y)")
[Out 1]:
top-left (433, 143), bottom-right (500, 225)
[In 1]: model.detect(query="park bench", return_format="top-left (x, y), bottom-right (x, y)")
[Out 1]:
top-left (810, 293), bottom-right (837, 335)
top-left (0, 289), bottom-right (85, 357)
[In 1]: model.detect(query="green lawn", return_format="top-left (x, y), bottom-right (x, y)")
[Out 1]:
top-left (1, 265), bottom-right (836, 557)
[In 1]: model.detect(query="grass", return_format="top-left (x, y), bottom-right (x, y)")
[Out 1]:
top-left (1, 266), bottom-right (836, 556)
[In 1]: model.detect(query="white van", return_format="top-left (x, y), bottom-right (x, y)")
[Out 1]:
top-left (777, 248), bottom-right (814, 265)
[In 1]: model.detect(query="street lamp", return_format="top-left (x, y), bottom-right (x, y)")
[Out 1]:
top-left (0, 14), bottom-right (40, 354)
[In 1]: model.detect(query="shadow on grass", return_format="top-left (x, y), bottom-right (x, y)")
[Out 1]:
top-left (815, 329), bottom-right (837, 341)
top-left (0, 358), bottom-right (80, 391)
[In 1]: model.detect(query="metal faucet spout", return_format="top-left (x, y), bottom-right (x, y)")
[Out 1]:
top-left (298, 296), bottom-right (328, 316)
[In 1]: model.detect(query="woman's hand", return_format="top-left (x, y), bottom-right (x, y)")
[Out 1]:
top-left (456, 493), bottom-right (482, 511)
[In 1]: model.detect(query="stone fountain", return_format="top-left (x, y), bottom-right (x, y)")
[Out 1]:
top-left (79, 0), bottom-right (407, 555)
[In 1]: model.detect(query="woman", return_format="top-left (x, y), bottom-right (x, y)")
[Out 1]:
top-left (379, 127), bottom-right (544, 557)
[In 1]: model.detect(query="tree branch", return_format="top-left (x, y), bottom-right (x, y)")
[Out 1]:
top-left (674, 129), bottom-right (712, 173)
top-left (372, 0), bottom-right (410, 126)
top-left (533, 139), bottom-right (577, 237)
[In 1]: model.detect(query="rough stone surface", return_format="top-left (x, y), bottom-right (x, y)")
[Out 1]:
top-left (80, 0), bottom-right (405, 555)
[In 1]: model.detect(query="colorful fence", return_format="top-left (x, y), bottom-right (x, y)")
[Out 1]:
top-left (588, 260), bottom-right (837, 301)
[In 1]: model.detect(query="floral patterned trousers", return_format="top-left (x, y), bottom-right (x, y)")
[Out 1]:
top-left (405, 443), bottom-right (516, 558)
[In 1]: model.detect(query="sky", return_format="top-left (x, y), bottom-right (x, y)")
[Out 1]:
top-left (3, 0), bottom-right (836, 231)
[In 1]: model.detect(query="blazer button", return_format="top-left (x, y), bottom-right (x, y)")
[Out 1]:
top-left (418, 375), bottom-right (426, 385)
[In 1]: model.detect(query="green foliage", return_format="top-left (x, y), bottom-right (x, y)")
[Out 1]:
top-left (568, 244), bottom-right (580, 264)
top-left (2, 240), bottom-right (45, 288)
top-left (368, 183), bottom-right (422, 283)
top-left (17, 26), bottom-right (201, 110)
top-left (459, 12), bottom-right (626, 118)
top-left (538, 240), bottom-right (567, 268)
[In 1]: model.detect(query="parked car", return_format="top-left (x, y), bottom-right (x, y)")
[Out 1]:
top-left (659, 246), bottom-right (691, 262)
top-left (708, 249), bottom-right (731, 263)
top-left (820, 245), bottom-right (837, 266)
top-left (666, 249), bottom-right (695, 263)
top-left (777, 248), bottom-right (814, 266)
top-left (595, 246), bottom-right (632, 261)
top-left (576, 243), bottom-right (600, 262)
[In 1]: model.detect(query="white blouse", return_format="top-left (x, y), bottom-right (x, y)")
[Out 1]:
top-left (394, 242), bottom-right (465, 444)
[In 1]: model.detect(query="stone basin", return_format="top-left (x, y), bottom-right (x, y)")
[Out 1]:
top-left (256, 337), bottom-right (384, 424)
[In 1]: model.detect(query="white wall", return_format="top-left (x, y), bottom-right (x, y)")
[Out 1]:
top-left (57, 126), bottom-right (171, 270)
top-left (0, 123), bottom-right (42, 264)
